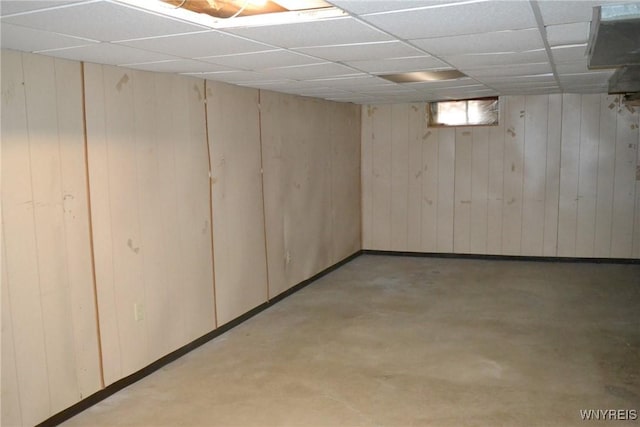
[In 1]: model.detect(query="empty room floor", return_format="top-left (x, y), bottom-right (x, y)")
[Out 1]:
top-left (62, 255), bottom-right (640, 427)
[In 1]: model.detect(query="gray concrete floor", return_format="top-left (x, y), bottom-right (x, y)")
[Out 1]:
top-left (63, 255), bottom-right (640, 427)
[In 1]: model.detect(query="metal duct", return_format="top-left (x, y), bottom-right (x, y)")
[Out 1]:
top-left (587, 3), bottom-right (640, 69)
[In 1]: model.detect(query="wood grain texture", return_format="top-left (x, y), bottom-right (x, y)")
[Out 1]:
top-left (501, 96), bottom-right (525, 255)
top-left (575, 94), bottom-right (601, 257)
top-left (543, 94), bottom-right (562, 256)
top-left (361, 94), bottom-right (639, 259)
top-left (521, 95), bottom-right (548, 256)
top-left (261, 91), bottom-right (360, 297)
top-left (453, 128), bottom-right (473, 253)
top-left (407, 104), bottom-right (425, 252)
top-left (206, 81), bottom-right (268, 325)
top-left (1, 50), bottom-right (101, 426)
top-left (611, 101), bottom-right (639, 257)
top-left (390, 104), bottom-right (410, 250)
top-left (84, 65), bottom-right (215, 385)
top-left (558, 94), bottom-right (581, 256)
top-left (470, 127), bottom-right (489, 254)
top-left (330, 101), bottom-right (362, 261)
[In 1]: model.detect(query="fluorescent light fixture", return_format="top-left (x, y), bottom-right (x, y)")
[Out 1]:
top-left (380, 70), bottom-right (468, 83)
top-left (117, 0), bottom-right (346, 28)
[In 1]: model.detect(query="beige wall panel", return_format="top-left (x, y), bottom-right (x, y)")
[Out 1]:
top-left (361, 94), bottom-right (637, 259)
top-left (575, 94), bottom-right (601, 256)
top-left (501, 96), bottom-right (525, 255)
top-left (453, 128), bottom-right (473, 253)
top-left (543, 94), bottom-right (562, 256)
top-left (594, 95), bottom-right (618, 257)
top-left (2, 50), bottom-right (102, 425)
top-left (176, 78), bottom-right (216, 339)
top-left (521, 95), bottom-right (549, 256)
top-left (134, 72), bottom-right (186, 359)
top-left (558, 94), bottom-right (581, 257)
top-left (330, 102), bottom-right (362, 261)
top-left (370, 104), bottom-right (393, 250)
top-left (2, 51), bottom-right (53, 425)
top-left (361, 106), bottom-right (374, 249)
top-left (470, 127), bottom-right (490, 254)
top-left (2, 237), bottom-right (23, 427)
top-left (487, 104), bottom-right (506, 254)
top-left (407, 104), bottom-right (425, 252)
top-left (436, 128), bottom-right (455, 252)
top-left (83, 63), bottom-right (122, 385)
top-left (22, 53), bottom-right (80, 413)
top-left (611, 102), bottom-right (639, 257)
top-left (261, 92), bottom-right (334, 297)
top-left (206, 81), bottom-right (268, 325)
top-left (91, 65), bottom-right (149, 382)
top-left (53, 58), bottom-right (102, 399)
top-left (420, 126), bottom-right (438, 252)
top-left (390, 104), bottom-right (410, 250)
top-left (85, 65), bottom-right (215, 384)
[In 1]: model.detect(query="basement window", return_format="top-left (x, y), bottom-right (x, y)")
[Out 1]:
top-left (428, 97), bottom-right (499, 127)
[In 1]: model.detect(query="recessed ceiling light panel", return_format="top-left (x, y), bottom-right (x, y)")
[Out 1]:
top-left (380, 70), bottom-right (468, 83)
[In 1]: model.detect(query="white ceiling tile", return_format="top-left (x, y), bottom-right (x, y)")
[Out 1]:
top-left (410, 28), bottom-right (544, 56)
top-left (476, 73), bottom-right (556, 85)
top-left (538, 1), bottom-right (609, 26)
top-left (559, 70), bottom-right (614, 85)
top-left (34, 42), bottom-right (179, 64)
top-left (444, 49), bottom-right (549, 69)
top-left (308, 75), bottom-right (392, 89)
top-left (1, 23), bottom-right (97, 52)
top-left (406, 79), bottom-right (484, 90)
top-left (263, 62), bottom-right (360, 79)
top-left (118, 30), bottom-right (274, 58)
top-left (195, 70), bottom-right (273, 84)
top-left (293, 41), bottom-right (423, 62)
top-left (0, 1), bottom-right (84, 16)
top-left (226, 16), bottom-right (392, 48)
top-left (2, 1), bottom-right (207, 42)
top-left (463, 62), bottom-right (552, 77)
top-left (545, 22), bottom-right (590, 47)
top-left (122, 59), bottom-right (237, 73)
top-left (551, 43), bottom-right (588, 63)
top-left (361, 1), bottom-right (537, 39)
top-left (499, 87), bottom-right (561, 96)
top-left (199, 50), bottom-right (323, 70)
top-left (345, 56), bottom-right (450, 73)
top-left (327, 0), bottom-right (470, 15)
top-left (555, 60), bottom-right (590, 74)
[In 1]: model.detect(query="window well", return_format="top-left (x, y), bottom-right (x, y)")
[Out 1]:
top-left (428, 97), bottom-right (499, 127)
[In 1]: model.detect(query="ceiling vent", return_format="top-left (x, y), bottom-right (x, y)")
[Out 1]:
top-left (587, 3), bottom-right (640, 106)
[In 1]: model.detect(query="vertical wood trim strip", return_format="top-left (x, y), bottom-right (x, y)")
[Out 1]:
top-left (257, 89), bottom-right (271, 301)
top-left (203, 80), bottom-right (218, 327)
top-left (80, 61), bottom-right (105, 389)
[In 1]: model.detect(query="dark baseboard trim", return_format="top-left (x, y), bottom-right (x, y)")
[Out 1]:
top-left (362, 249), bottom-right (640, 264)
top-left (37, 250), bottom-right (363, 427)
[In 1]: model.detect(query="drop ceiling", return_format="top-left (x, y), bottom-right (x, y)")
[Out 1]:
top-left (0, 0), bottom-right (627, 104)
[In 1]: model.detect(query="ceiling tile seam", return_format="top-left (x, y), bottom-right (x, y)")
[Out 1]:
top-left (0, 0), bottom-right (99, 18)
top-left (529, 0), bottom-right (562, 92)
top-left (335, 11), bottom-right (506, 98)
top-left (350, 0), bottom-right (490, 18)
top-left (0, 22), bottom-right (102, 44)
top-left (322, 7), bottom-right (547, 96)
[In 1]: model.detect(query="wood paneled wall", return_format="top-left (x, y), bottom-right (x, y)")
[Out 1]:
top-left (205, 82), bottom-right (269, 325)
top-left (1, 50), bottom-right (102, 426)
top-left (260, 92), bottom-right (361, 298)
top-left (83, 64), bottom-right (216, 385)
top-left (362, 94), bottom-right (640, 258)
top-left (1, 50), bottom-right (361, 426)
